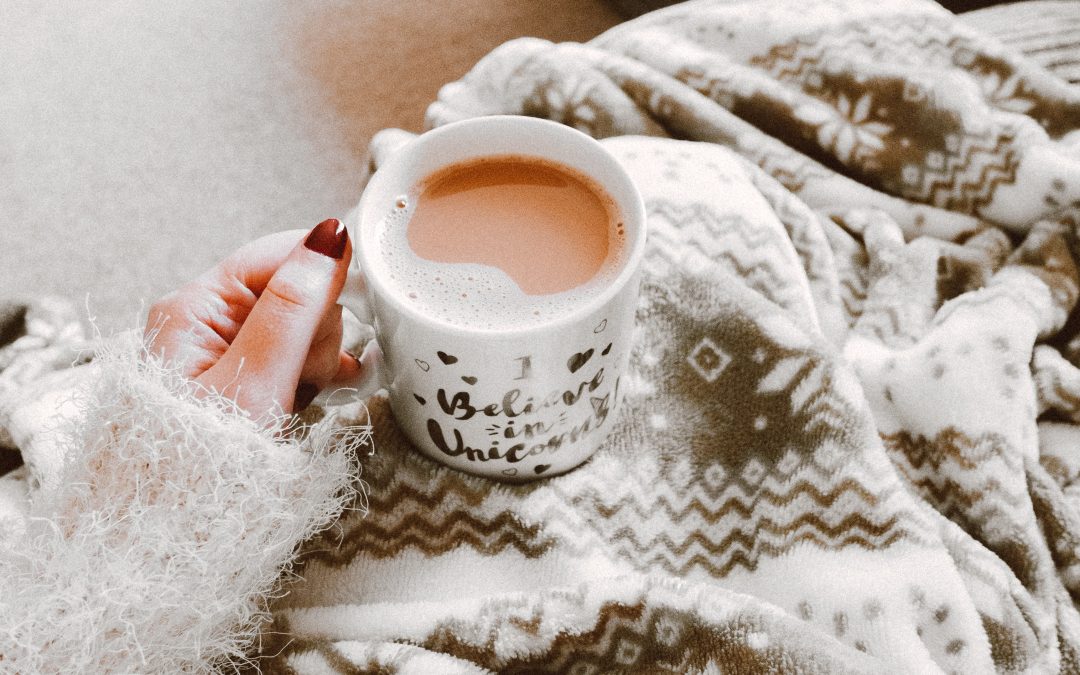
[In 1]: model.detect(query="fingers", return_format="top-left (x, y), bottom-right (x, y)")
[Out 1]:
top-left (203, 229), bottom-right (313, 304)
top-left (146, 221), bottom-right (367, 418)
top-left (332, 349), bottom-right (364, 384)
top-left (145, 285), bottom-right (227, 377)
top-left (299, 305), bottom-right (345, 386)
top-left (145, 229), bottom-right (310, 377)
top-left (293, 348), bottom-right (365, 412)
top-left (294, 309), bottom-right (368, 411)
top-left (200, 219), bottom-right (352, 417)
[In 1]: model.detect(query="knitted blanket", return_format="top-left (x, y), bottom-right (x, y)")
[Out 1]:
top-left (259, 1), bottom-right (1080, 672)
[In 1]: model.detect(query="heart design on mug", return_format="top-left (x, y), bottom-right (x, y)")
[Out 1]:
top-left (602, 342), bottom-right (612, 356)
top-left (413, 393), bottom-right (426, 405)
top-left (501, 468), bottom-right (518, 477)
top-left (461, 375), bottom-right (477, 385)
top-left (437, 351), bottom-right (458, 365)
top-left (415, 359), bottom-right (430, 372)
top-left (593, 319), bottom-right (607, 333)
top-left (534, 464), bottom-right (551, 475)
top-left (567, 349), bottom-right (594, 374)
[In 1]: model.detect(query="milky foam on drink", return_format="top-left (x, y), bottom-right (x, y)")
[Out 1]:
top-left (371, 196), bottom-right (627, 331)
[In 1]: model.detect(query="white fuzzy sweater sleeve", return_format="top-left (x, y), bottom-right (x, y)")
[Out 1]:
top-left (0, 331), bottom-right (359, 673)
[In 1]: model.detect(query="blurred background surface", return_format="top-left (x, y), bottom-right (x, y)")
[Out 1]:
top-left (0, 1), bottom-right (622, 331)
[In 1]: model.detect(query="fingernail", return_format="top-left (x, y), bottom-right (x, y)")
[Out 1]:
top-left (304, 218), bottom-right (348, 259)
top-left (294, 382), bottom-right (320, 412)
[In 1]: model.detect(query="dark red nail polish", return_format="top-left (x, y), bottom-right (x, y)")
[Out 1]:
top-left (294, 382), bottom-right (320, 412)
top-left (304, 218), bottom-right (348, 259)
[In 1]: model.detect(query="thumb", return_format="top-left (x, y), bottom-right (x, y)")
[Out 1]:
top-left (202, 218), bottom-right (351, 416)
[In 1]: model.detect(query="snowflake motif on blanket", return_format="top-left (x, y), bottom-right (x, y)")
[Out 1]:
top-left (794, 93), bottom-right (892, 166)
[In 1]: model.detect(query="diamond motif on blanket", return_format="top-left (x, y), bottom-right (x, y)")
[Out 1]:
top-left (687, 337), bottom-right (731, 383)
top-left (775, 449), bottom-right (803, 476)
top-left (703, 463), bottom-right (728, 489)
top-left (741, 458), bottom-right (767, 485)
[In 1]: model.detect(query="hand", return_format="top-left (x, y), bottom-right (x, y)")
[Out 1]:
top-left (144, 219), bottom-right (362, 420)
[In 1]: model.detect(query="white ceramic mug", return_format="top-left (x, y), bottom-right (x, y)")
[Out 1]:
top-left (338, 115), bottom-right (645, 481)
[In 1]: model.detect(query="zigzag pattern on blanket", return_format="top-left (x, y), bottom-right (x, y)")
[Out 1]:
top-left (749, 11), bottom-right (1080, 135)
top-left (297, 445), bottom-right (559, 566)
top-left (417, 596), bottom-right (814, 673)
top-left (678, 19), bottom-right (1035, 218)
top-left (267, 577), bottom-right (887, 674)
top-left (884, 429), bottom-right (1041, 582)
top-left (299, 355), bottom-right (927, 578)
top-left (643, 200), bottom-right (813, 317)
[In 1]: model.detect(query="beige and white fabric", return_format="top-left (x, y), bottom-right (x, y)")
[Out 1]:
top-left (260, 1), bottom-right (1080, 672)
top-left (963, 1), bottom-right (1080, 85)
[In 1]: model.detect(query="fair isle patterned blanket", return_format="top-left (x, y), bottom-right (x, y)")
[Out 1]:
top-left (257, 1), bottom-right (1080, 672)
top-left (3, 0), bottom-right (1080, 673)
top-left (256, 1), bottom-right (1080, 672)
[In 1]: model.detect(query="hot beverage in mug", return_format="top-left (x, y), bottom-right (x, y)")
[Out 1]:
top-left (339, 116), bottom-right (646, 481)
top-left (374, 154), bottom-right (628, 329)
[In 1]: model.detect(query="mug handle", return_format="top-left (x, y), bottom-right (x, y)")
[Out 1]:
top-left (315, 267), bottom-right (387, 405)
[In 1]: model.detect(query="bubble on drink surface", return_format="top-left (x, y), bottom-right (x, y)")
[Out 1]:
top-left (372, 197), bottom-right (629, 330)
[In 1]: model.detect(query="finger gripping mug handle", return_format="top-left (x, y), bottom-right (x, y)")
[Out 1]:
top-left (350, 340), bottom-right (385, 400)
top-left (323, 268), bottom-right (386, 403)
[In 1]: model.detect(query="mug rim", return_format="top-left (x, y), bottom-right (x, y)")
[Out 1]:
top-left (353, 115), bottom-right (647, 338)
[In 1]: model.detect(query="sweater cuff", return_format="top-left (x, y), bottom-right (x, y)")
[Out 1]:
top-left (0, 330), bottom-right (364, 672)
